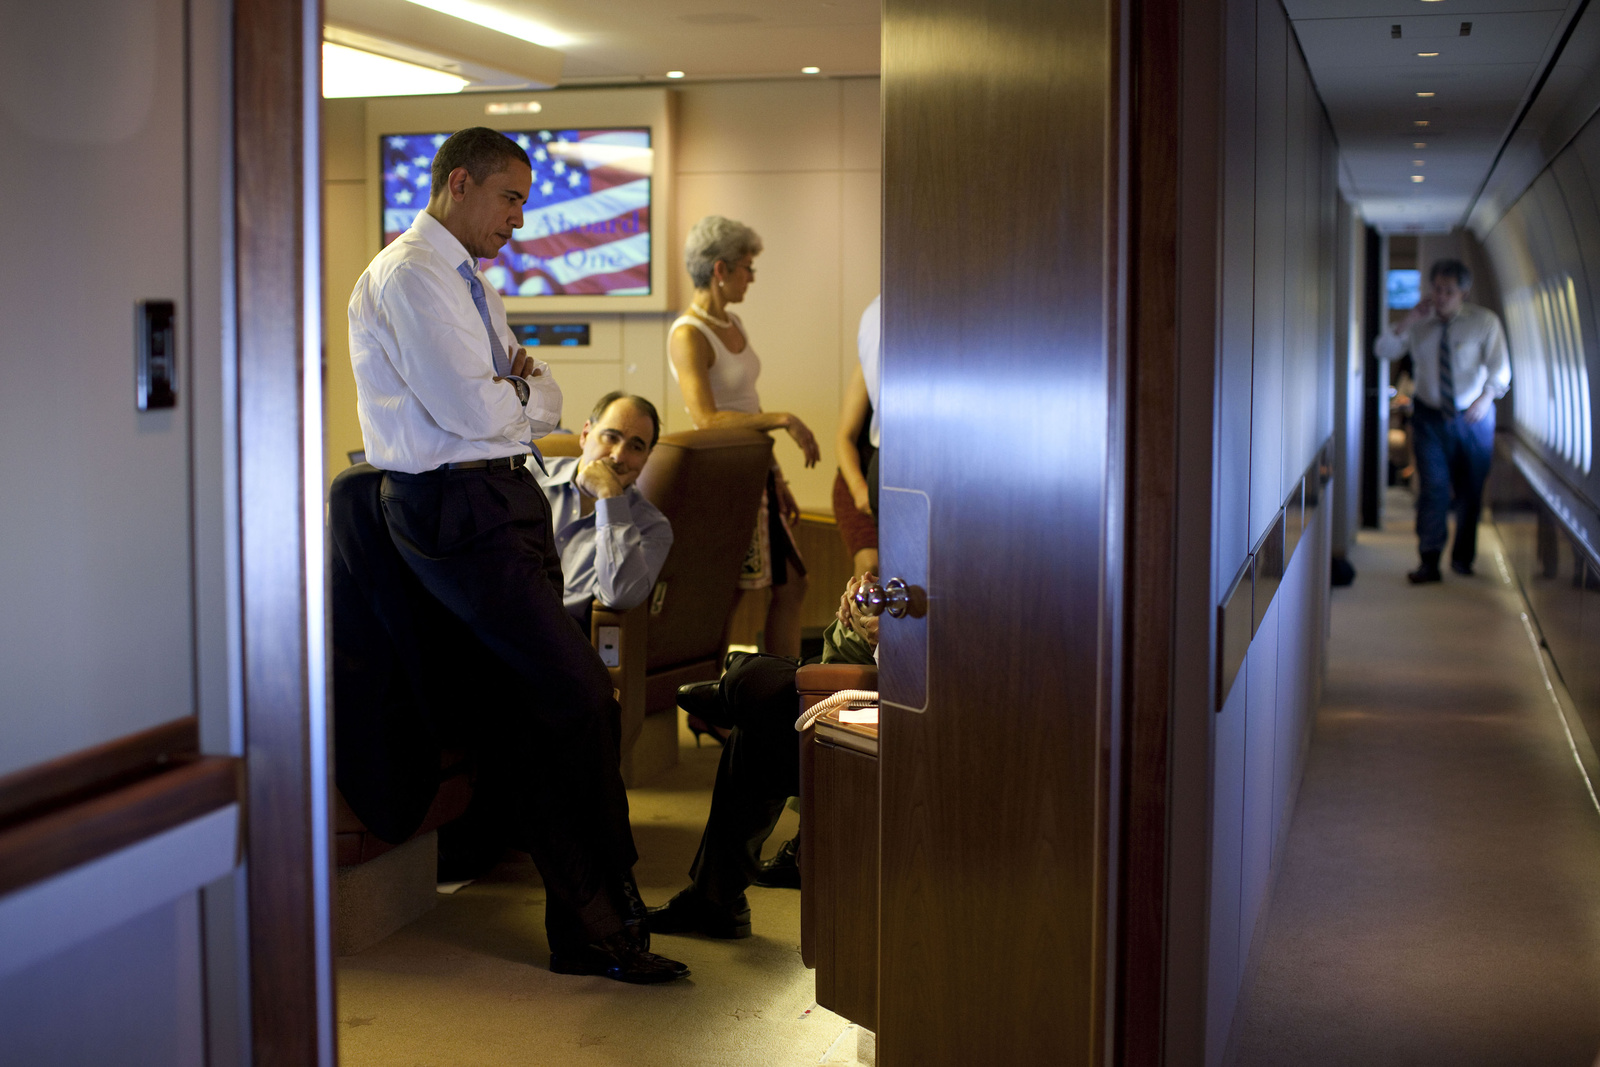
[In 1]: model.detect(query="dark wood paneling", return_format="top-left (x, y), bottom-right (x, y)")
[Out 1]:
top-left (0, 756), bottom-right (239, 897)
top-left (1119, 0), bottom-right (1187, 1058)
top-left (880, 0), bottom-right (1117, 1061)
top-left (0, 718), bottom-right (197, 830)
top-left (235, 0), bottom-right (327, 1062)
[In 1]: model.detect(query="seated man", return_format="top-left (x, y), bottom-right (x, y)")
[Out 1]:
top-left (534, 391), bottom-right (673, 626)
top-left (647, 575), bottom-right (878, 939)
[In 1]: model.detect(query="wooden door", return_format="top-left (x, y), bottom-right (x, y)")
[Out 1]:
top-left (877, 0), bottom-right (1121, 1062)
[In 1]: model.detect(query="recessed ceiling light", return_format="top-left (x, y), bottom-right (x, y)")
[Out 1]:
top-left (801, 66), bottom-right (821, 74)
top-left (321, 42), bottom-right (468, 98)
top-left (666, 70), bottom-right (685, 79)
top-left (1412, 175), bottom-right (1425, 182)
top-left (1414, 120), bottom-right (1430, 126)
top-left (1417, 51), bottom-right (1440, 57)
top-left (1416, 91), bottom-right (1435, 97)
top-left (1413, 142), bottom-right (1428, 148)
top-left (401, 0), bottom-right (571, 48)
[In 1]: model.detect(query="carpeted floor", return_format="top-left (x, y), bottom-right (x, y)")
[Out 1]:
top-left (337, 725), bottom-right (871, 1067)
top-left (1231, 490), bottom-right (1600, 1066)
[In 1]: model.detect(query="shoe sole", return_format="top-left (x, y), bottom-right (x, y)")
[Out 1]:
top-left (549, 955), bottom-right (691, 983)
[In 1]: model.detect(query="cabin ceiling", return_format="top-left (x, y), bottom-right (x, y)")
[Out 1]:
top-left (438, 0), bottom-right (880, 83)
top-left (338, 1), bottom-right (1600, 235)
top-left (1286, 0), bottom-right (1587, 233)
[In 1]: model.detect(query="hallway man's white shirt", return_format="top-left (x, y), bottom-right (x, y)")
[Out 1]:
top-left (1373, 303), bottom-right (1511, 412)
top-left (348, 210), bottom-right (562, 472)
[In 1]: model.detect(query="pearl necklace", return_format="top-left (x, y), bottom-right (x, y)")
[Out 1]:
top-left (689, 303), bottom-right (732, 329)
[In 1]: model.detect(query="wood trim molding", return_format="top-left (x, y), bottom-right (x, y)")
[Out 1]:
top-left (0, 717), bottom-right (198, 830)
top-left (0, 756), bottom-right (240, 898)
top-left (1119, 0), bottom-right (1183, 1059)
top-left (235, 0), bottom-right (329, 1062)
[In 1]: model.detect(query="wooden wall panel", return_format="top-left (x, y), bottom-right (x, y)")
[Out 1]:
top-left (879, 0), bottom-right (1116, 1061)
top-left (235, 0), bottom-right (332, 1062)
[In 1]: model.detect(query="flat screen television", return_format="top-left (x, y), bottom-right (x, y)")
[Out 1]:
top-left (364, 89), bottom-right (673, 313)
top-left (380, 126), bottom-right (653, 298)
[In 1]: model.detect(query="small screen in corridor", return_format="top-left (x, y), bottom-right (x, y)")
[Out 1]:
top-left (1387, 269), bottom-right (1421, 310)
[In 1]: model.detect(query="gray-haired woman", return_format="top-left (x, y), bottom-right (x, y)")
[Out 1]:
top-left (669, 214), bottom-right (819, 659)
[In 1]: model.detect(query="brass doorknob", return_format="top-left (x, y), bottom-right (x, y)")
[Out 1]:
top-left (854, 577), bottom-right (913, 618)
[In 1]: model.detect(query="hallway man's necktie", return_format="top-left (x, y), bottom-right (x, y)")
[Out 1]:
top-left (457, 261), bottom-right (511, 377)
top-left (1438, 317), bottom-right (1455, 416)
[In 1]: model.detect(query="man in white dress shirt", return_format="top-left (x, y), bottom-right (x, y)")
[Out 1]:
top-left (1375, 259), bottom-right (1511, 584)
top-left (534, 391), bottom-right (673, 625)
top-left (347, 127), bottom-right (687, 984)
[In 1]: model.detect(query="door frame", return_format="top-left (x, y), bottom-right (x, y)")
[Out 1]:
top-left (234, 0), bottom-right (335, 1062)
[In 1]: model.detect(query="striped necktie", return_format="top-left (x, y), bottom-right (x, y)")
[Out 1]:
top-left (1438, 317), bottom-right (1455, 416)
top-left (457, 261), bottom-right (511, 377)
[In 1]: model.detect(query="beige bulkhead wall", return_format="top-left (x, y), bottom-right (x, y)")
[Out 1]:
top-left (322, 78), bottom-right (882, 513)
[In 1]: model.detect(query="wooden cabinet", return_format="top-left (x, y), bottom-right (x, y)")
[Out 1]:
top-left (801, 712), bottom-right (879, 1032)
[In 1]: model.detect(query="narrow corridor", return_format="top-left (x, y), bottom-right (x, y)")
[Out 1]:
top-left (1233, 490), bottom-right (1600, 1066)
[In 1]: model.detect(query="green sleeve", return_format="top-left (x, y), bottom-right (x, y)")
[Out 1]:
top-left (820, 619), bottom-right (877, 666)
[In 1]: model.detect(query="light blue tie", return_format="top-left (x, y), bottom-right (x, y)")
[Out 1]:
top-left (457, 261), bottom-right (511, 377)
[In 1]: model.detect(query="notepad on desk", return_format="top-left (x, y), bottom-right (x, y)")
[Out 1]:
top-left (838, 706), bottom-right (879, 725)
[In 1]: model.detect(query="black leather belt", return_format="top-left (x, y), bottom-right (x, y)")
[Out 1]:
top-left (442, 454), bottom-right (528, 471)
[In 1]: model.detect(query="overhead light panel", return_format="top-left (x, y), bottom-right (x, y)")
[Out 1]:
top-left (1413, 141), bottom-right (1428, 148)
top-left (322, 41), bottom-right (468, 98)
top-left (1417, 51), bottom-right (1440, 57)
top-left (666, 70), bottom-right (686, 79)
top-left (400, 0), bottom-right (571, 48)
top-left (484, 100), bottom-right (543, 115)
top-left (1411, 175), bottom-right (1425, 182)
top-left (1417, 91), bottom-right (1435, 97)
top-left (1413, 159), bottom-right (1425, 166)
top-left (1414, 120), bottom-right (1430, 126)
top-left (802, 66), bottom-right (821, 74)
top-left (324, 0), bottom-right (563, 90)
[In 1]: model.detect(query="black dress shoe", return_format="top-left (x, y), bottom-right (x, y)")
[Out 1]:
top-left (676, 681), bottom-right (727, 725)
top-left (549, 933), bottom-right (690, 984)
top-left (646, 887), bottom-right (752, 939)
top-left (753, 836), bottom-right (801, 889)
top-left (1407, 564), bottom-right (1442, 584)
top-left (1450, 560), bottom-right (1474, 576)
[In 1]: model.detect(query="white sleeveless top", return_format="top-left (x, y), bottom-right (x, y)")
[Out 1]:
top-left (669, 311), bottom-right (763, 414)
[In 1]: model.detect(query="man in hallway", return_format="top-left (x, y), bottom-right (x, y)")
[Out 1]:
top-left (347, 126), bottom-right (688, 984)
top-left (1374, 258), bottom-right (1511, 584)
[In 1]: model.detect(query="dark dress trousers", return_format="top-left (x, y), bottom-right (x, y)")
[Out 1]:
top-left (1412, 400), bottom-right (1496, 567)
top-left (687, 651), bottom-right (808, 905)
top-left (330, 460), bottom-right (639, 949)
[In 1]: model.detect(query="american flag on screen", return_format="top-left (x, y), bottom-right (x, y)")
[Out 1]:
top-left (381, 128), bottom-right (653, 297)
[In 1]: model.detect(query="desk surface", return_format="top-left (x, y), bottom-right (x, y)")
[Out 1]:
top-left (815, 709), bottom-right (878, 757)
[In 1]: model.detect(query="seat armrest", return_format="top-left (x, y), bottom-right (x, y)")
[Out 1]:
top-left (592, 601), bottom-right (649, 754)
top-left (796, 663), bottom-right (879, 710)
